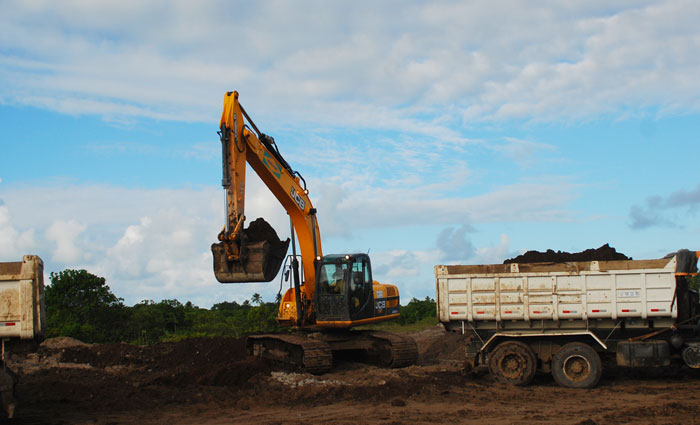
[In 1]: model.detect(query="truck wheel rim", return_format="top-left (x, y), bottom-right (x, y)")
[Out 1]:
top-left (562, 354), bottom-right (591, 383)
top-left (500, 353), bottom-right (525, 379)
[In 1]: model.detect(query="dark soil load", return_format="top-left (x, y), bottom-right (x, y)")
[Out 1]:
top-left (244, 217), bottom-right (286, 244)
top-left (504, 243), bottom-right (631, 264)
top-left (212, 217), bottom-right (290, 283)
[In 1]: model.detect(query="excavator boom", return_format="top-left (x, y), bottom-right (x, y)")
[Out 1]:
top-left (212, 91), bottom-right (320, 291)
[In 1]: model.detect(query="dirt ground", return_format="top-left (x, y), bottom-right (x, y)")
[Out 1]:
top-left (6, 327), bottom-right (700, 425)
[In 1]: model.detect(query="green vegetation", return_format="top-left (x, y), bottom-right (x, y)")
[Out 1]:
top-left (396, 297), bottom-right (436, 325)
top-left (689, 275), bottom-right (700, 292)
top-left (46, 269), bottom-right (128, 343)
top-left (45, 269), bottom-right (437, 344)
top-left (358, 297), bottom-right (438, 333)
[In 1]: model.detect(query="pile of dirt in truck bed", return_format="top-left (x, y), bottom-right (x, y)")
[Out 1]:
top-left (504, 243), bottom-right (631, 264)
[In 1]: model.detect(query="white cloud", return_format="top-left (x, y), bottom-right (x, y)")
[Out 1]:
top-left (1, 1), bottom-right (698, 131)
top-left (475, 234), bottom-right (514, 264)
top-left (314, 178), bottom-right (576, 238)
top-left (45, 219), bottom-right (87, 263)
top-left (0, 205), bottom-right (36, 259)
top-left (0, 177), bottom-right (290, 305)
top-left (369, 232), bottom-right (515, 301)
top-left (0, 166), bottom-right (575, 306)
top-left (436, 225), bottom-right (476, 262)
top-left (491, 138), bottom-right (557, 168)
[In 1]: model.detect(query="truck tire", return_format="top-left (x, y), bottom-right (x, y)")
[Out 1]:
top-left (487, 341), bottom-right (537, 386)
top-left (551, 342), bottom-right (601, 388)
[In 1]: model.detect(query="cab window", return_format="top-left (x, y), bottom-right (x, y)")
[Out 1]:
top-left (319, 262), bottom-right (347, 295)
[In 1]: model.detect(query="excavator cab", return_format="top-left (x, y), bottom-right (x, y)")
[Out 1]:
top-left (315, 254), bottom-right (376, 323)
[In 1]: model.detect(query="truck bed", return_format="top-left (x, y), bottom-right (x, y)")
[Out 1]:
top-left (436, 253), bottom-right (696, 325)
top-left (0, 256), bottom-right (45, 340)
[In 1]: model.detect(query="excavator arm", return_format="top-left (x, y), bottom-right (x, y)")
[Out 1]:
top-left (212, 91), bottom-right (323, 324)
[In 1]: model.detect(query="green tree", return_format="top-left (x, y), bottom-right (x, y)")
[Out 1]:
top-left (690, 275), bottom-right (700, 292)
top-left (398, 297), bottom-right (437, 325)
top-left (251, 293), bottom-right (263, 305)
top-left (45, 269), bottom-right (126, 342)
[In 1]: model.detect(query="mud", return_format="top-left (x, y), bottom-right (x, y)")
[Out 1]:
top-left (245, 217), bottom-right (287, 244)
top-left (504, 243), bottom-right (631, 264)
top-left (7, 326), bottom-right (700, 424)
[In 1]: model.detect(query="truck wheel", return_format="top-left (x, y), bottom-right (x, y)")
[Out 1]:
top-left (551, 342), bottom-right (601, 388)
top-left (488, 341), bottom-right (537, 386)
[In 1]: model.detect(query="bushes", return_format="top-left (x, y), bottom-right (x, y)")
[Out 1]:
top-left (45, 269), bottom-right (128, 342)
top-left (45, 269), bottom-right (283, 344)
top-left (45, 269), bottom-right (437, 344)
top-left (397, 297), bottom-right (436, 325)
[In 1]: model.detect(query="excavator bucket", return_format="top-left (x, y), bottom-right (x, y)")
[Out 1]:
top-left (212, 218), bottom-right (290, 283)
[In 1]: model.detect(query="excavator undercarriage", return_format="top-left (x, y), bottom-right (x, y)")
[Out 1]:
top-left (247, 330), bottom-right (418, 374)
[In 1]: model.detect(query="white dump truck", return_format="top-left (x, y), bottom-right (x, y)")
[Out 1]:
top-left (0, 255), bottom-right (45, 418)
top-left (435, 250), bottom-right (700, 388)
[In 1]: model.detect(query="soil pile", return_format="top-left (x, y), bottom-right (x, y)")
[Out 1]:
top-left (11, 336), bottom-right (273, 420)
top-left (8, 331), bottom-right (467, 421)
top-left (7, 330), bottom-right (700, 424)
top-left (504, 243), bottom-right (631, 264)
top-left (413, 325), bottom-right (467, 365)
top-left (53, 337), bottom-right (263, 387)
top-left (245, 217), bottom-right (286, 244)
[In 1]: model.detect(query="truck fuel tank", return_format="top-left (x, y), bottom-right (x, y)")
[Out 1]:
top-left (616, 340), bottom-right (671, 367)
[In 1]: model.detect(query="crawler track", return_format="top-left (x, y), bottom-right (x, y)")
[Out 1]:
top-left (365, 331), bottom-right (419, 368)
top-left (248, 330), bottom-right (418, 373)
top-left (246, 334), bottom-right (333, 374)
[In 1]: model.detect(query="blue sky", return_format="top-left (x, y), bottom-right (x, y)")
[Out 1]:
top-left (1, 1), bottom-right (699, 307)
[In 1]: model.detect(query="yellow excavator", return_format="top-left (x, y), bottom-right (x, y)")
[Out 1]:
top-left (211, 91), bottom-right (417, 373)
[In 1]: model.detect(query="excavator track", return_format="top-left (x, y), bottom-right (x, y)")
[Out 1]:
top-left (364, 331), bottom-right (419, 368)
top-left (246, 334), bottom-right (333, 374)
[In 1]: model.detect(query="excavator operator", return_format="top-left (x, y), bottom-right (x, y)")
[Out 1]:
top-left (329, 267), bottom-right (345, 294)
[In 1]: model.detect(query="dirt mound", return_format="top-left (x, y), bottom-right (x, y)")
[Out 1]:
top-left (53, 337), bottom-right (262, 387)
top-left (40, 337), bottom-right (90, 349)
top-left (504, 243), bottom-right (630, 264)
top-left (412, 325), bottom-right (467, 365)
top-left (245, 217), bottom-right (286, 243)
top-left (14, 336), bottom-right (273, 420)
